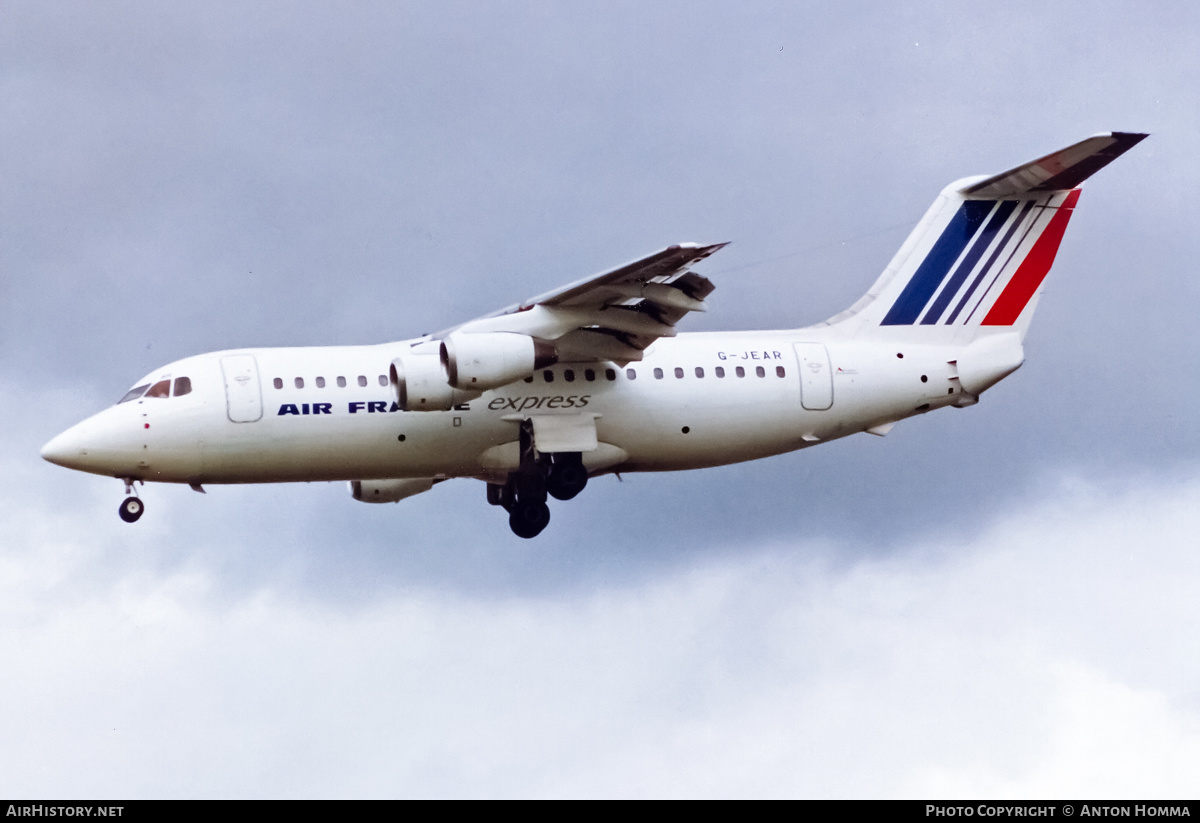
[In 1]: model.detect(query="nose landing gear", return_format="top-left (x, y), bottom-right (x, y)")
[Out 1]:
top-left (118, 496), bottom-right (144, 523)
top-left (118, 478), bottom-right (144, 523)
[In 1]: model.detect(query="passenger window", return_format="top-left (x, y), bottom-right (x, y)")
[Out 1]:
top-left (118, 384), bottom-right (150, 404)
top-left (756, 366), bottom-right (765, 378)
top-left (695, 367), bottom-right (704, 378)
top-left (358, 375), bottom-right (367, 387)
top-left (564, 369), bottom-right (575, 382)
top-left (584, 369), bottom-right (595, 382)
top-left (626, 368), bottom-right (637, 380)
top-left (337, 376), bottom-right (347, 388)
top-left (378, 375), bottom-right (387, 386)
top-left (173, 376), bottom-right (192, 397)
top-left (273, 377), bottom-right (283, 390)
top-left (674, 367), bottom-right (684, 379)
top-left (715, 367), bottom-right (725, 378)
top-left (654, 368), bottom-right (664, 380)
top-left (736, 366), bottom-right (745, 378)
top-left (543, 370), bottom-right (554, 383)
top-left (776, 366), bottom-right (786, 378)
top-left (295, 377), bottom-right (304, 389)
top-left (316, 376), bottom-right (326, 388)
top-left (146, 380), bottom-right (171, 399)
top-left (606, 369), bottom-right (616, 381)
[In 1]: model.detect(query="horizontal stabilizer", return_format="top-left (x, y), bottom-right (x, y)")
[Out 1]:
top-left (961, 132), bottom-right (1147, 198)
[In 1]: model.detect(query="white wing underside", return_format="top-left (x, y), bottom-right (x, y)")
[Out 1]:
top-left (438, 243), bottom-right (728, 363)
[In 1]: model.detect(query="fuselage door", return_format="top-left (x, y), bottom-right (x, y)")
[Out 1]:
top-left (221, 354), bottom-right (263, 423)
top-left (793, 342), bottom-right (833, 410)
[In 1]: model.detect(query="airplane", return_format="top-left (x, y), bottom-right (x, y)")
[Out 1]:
top-left (41, 132), bottom-right (1147, 538)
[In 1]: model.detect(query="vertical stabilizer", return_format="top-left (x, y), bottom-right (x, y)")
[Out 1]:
top-left (826, 133), bottom-right (1146, 342)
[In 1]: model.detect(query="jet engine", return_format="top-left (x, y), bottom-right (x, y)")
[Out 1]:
top-left (349, 478), bottom-right (435, 503)
top-left (441, 332), bottom-right (558, 391)
top-left (390, 351), bottom-right (480, 411)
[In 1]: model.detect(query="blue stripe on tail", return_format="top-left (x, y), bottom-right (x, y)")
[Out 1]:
top-left (946, 200), bottom-right (1037, 325)
top-left (880, 201), bottom-right (992, 325)
top-left (920, 200), bottom-right (1018, 325)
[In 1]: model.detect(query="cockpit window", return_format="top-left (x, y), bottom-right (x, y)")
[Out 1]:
top-left (118, 384), bottom-right (150, 404)
top-left (118, 376), bottom-right (191, 404)
top-left (145, 380), bottom-right (171, 399)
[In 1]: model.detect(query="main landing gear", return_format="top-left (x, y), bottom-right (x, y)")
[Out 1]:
top-left (546, 452), bottom-right (588, 501)
top-left (118, 478), bottom-right (144, 523)
top-left (487, 422), bottom-right (589, 538)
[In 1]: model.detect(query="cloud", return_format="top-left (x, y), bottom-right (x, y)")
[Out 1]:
top-left (4, 457), bottom-right (1199, 797)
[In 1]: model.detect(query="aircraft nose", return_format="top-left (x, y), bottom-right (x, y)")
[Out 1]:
top-left (40, 410), bottom-right (144, 476)
top-left (41, 426), bottom-right (88, 469)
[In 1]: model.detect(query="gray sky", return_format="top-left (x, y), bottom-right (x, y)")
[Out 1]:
top-left (3, 0), bottom-right (1199, 797)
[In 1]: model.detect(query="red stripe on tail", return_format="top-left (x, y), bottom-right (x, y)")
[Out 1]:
top-left (982, 189), bottom-right (1081, 326)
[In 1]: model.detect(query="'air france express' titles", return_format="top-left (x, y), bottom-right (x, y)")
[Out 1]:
top-left (40, 133), bottom-right (1148, 537)
top-left (275, 395), bottom-right (596, 416)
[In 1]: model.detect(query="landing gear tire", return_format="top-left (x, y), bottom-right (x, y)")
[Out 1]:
top-left (547, 455), bottom-right (588, 501)
top-left (509, 501), bottom-right (550, 539)
top-left (118, 496), bottom-right (144, 523)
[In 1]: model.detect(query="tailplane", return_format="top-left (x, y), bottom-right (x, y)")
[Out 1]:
top-left (827, 133), bottom-right (1147, 342)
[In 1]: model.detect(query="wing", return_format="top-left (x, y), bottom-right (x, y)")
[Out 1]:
top-left (439, 242), bottom-right (728, 363)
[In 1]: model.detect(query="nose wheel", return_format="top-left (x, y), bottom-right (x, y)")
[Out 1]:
top-left (118, 496), bottom-right (144, 523)
top-left (118, 478), bottom-right (144, 523)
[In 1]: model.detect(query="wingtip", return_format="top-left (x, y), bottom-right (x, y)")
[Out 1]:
top-left (674, 241), bottom-right (731, 250)
top-left (1103, 132), bottom-right (1150, 151)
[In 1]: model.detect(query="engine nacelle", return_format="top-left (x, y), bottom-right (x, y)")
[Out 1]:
top-left (390, 352), bottom-right (480, 412)
top-left (441, 332), bottom-right (557, 391)
top-left (349, 478), bottom-right (435, 503)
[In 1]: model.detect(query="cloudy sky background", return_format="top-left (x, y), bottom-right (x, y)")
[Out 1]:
top-left (3, 0), bottom-right (1199, 797)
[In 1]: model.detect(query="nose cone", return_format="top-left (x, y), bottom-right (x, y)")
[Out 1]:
top-left (41, 409), bottom-right (145, 477)
top-left (41, 424), bottom-right (92, 470)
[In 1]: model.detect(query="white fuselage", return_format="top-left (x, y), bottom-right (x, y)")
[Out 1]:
top-left (41, 328), bottom-right (971, 486)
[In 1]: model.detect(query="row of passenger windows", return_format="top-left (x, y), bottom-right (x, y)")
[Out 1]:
top-left (270, 365), bottom-right (787, 392)
top-left (645, 365), bottom-right (783, 380)
top-left (118, 363), bottom-right (790, 406)
top-left (118, 376), bottom-right (193, 404)
top-left (272, 375), bottom-right (388, 390)
top-left (527, 365), bottom-right (786, 382)
top-left (523, 368), bottom-right (618, 384)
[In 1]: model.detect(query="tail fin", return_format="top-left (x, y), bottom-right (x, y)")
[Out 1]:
top-left (827, 133), bottom-right (1147, 341)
